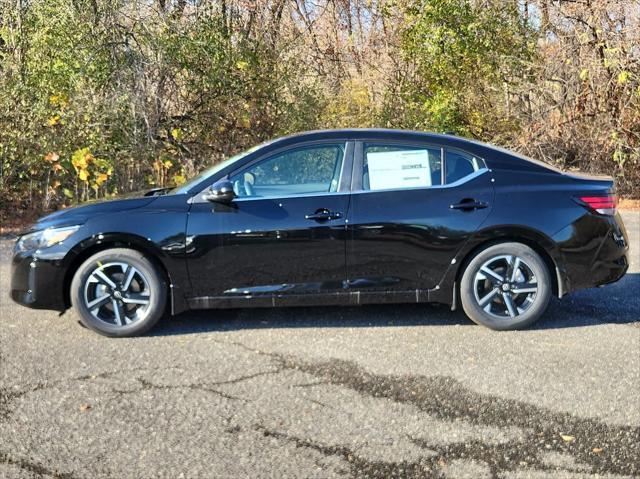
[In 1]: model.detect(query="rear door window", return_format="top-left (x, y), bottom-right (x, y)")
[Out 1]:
top-left (363, 144), bottom-right (442, 191)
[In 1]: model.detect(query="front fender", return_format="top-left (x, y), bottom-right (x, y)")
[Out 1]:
top-left (59, 199), bottom-right (191, 315)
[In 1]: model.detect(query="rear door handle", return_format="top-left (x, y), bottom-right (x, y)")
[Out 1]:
top-left (305, 209), bottom-right (342, 221)
top-left (450, 199), bottom-right (488, 211)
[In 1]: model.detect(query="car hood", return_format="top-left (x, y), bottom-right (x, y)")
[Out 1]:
top-left (29, 193), bottom-right (158, 232)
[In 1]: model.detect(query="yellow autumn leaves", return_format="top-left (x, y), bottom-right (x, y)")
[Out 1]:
top-left (44, 148), bottom-right (113, 198)
top-left (42, 93), bottom-right (114, 198)
top-left (579, 69), bottom-right (631, 85)
top-left (71, 148), bottom-right (113, 190)
top-left (170, 128), bottom-right (183, 141)
top-left (618, 71), bottom-right (630, 85)
top-left (46, 94), bottom-right (68, 127)
top-left (152, 158), bottom-right (186, 187)
top-left (44, 142), bottom-right (186, 203)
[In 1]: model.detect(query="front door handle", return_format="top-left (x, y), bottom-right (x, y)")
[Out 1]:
top-left (305, 209), bottom-right (342, 221)
top-left (450, 199), bottom-right (488, 211)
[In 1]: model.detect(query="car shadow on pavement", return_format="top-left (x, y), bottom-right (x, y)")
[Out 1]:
top-left (151, 273), bottom-right (639, 336)
top-left (532, 272), bottom-right (640, 330)
top-left (153, 302), bottom-right (471, 336)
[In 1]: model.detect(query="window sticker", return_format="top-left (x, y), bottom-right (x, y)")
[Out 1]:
top-left (367, 149), bottom-right (433, 190)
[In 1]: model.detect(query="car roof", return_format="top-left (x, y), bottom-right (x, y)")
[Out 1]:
top-left (273, 128), bottom-right (475, 146)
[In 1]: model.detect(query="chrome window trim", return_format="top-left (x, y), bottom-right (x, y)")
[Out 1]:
top-left (350, 168), bottom-right (490, 196)
top-left (441, 146), bottom-right (446, 186)
top-left (232, 191), bottom-right (349, 202)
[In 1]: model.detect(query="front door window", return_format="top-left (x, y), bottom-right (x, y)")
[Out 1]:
top-left (230, 144), bottom-right (345, 198)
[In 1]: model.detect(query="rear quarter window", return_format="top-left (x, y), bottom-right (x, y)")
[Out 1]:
top-left (445, 149), bottom-right (485, 184)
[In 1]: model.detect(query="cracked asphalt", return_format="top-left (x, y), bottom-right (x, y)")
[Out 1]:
top-left (1, 211), bottom-right (639, 478)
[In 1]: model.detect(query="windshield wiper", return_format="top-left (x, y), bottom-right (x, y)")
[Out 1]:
top-left (144, 187), bottom-right (173, 197)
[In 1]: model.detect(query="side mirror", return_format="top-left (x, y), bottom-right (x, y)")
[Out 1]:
top-left (203, 180), bottom-right (236, 203)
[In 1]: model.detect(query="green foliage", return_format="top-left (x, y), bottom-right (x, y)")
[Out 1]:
top-left (0, 0), bottom-right (323, 213)
top-left (398, 0), bottom-right (535, 137)
top-left (0, 0), bottom-right (638, 218)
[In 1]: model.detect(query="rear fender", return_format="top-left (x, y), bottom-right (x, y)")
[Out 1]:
top-left (430, 225), bottom-right (569, 307)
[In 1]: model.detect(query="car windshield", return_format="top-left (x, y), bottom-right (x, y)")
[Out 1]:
top-left (170, 142), bottom-right (270, 194)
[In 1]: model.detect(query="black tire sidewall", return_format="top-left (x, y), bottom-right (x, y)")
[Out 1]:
top-left (460, 242), bottom-right (551, 330)
top-left (70, 248), bottom-right (167, 337)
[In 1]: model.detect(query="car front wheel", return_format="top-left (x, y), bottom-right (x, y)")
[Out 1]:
top-left (460, 242), bottom-right (551, 330)
top-left (70, 248), bottom-right (167, 337)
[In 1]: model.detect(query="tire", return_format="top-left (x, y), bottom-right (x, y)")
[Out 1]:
top-left (460, 242), bottom-right (551, 330)
top-left (70, 248), bottom-right (167, 337)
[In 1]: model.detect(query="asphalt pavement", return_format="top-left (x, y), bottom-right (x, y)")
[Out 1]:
top-left (1, 211), bottom-right (638, 478)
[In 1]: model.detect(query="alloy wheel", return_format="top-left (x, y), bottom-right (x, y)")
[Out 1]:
top-left (83, 262), bottom-right (152, 327)
top-left (472, 254), bottom-right (538, 319)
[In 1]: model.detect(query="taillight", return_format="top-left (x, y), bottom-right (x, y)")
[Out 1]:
top-left (575, 194), bottom-right (617, 215)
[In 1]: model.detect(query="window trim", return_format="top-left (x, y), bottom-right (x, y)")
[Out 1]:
top-left (232, 190), bottom-right (350, 203)
top-left (352, 140), bottom-right (487, 193)
top-left (350, 168), bottom-right (490, 196)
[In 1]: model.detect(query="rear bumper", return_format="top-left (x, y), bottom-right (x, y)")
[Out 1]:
top-left (553, 211), bottom-right (629, 294)
top-left (10, 248), bottom-right (67, 312)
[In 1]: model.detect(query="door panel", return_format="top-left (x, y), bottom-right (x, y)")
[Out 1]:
top-left (347, 167), bottom-right (494, 293)
top-left (185, 141), bottom-right (352, 301)
top-left (186, 194), bottom-right (349, 298)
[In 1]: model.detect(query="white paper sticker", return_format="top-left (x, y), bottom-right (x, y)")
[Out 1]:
top-left (367, 149), bottom-right (434, 190)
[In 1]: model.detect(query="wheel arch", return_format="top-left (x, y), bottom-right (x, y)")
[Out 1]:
top-left (451, 227), bottom-right (567, 306)
top-left (62, 233), bottom-right (173, 311)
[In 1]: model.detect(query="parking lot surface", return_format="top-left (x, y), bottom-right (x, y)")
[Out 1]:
top-left (1, 212), bottom-right (638, 478)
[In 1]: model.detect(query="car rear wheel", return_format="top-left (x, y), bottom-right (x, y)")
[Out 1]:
top-left (460, 242), bottom-right (551, 330)
top-left (70, 248), bottom-right (167, 337)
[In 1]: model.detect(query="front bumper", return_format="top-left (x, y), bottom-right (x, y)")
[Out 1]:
top-left (10, 248), bottom-right (68, 311)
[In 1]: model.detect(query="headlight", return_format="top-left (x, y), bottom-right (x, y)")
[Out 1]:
top-left (16, 225), bottom-right (81, 252)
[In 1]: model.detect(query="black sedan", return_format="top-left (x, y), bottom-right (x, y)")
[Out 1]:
top-left (10, 129), bottom-right (629, 336)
